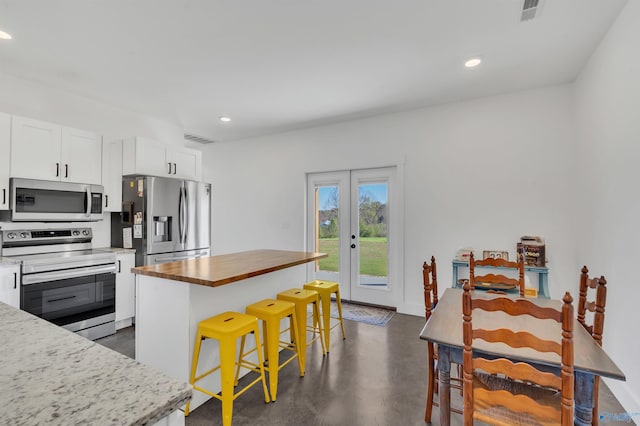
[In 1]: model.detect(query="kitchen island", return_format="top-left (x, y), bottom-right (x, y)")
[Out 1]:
top-left (132, 249), bottom-right (327, 412)
top-left (0, 301), bottom-right (191, 426)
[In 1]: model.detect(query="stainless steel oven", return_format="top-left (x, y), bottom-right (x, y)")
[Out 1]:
top-left (1, 228), bottom-right (117, 340)
top-left (8, 178), bottom-right (104, 222)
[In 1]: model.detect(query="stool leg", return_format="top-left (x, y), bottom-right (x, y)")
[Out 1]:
top-left (290, 310), bottom-right (304, 377)
top-left (252, 324), bottom-right (271, 404)
top-left (319, 292), bottom-right (332, 352)
top-left (266, 316), bottom-right (281, 401)
top-left (184, 330), bottom-right (203, 416)
top-left (313, 301), bottom-right (326, 355)
top-left (335, 289), bottom-right (346, 339)
top-left (293, 302), bottom-right (307, 374)
top-left (219, 335), bottom-right (237, 426)
top-left (234, 334), bottom-right (247, 387)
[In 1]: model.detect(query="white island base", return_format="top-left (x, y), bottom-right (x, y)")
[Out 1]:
top-left (135, 263), bottom-right (309, 413)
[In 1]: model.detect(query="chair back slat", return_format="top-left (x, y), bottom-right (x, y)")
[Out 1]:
top-left (472, 297), bottom-right (561, 321)
top-left (473, 358), bottom-right (562, 389)
top-left (469, 252), bottom-right (525, 296)
top-left (473, 328), bottom-right (562, 355)
top-left (473, 389), bottom-right (561, 425)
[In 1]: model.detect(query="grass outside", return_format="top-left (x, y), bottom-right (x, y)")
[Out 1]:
top-left (317, 237), bottom-right (388, 277)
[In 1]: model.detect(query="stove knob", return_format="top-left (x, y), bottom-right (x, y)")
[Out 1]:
top-left (82, 230), bottom-right (90, 236)
top-left (7, 232), bottom-right (16, 239)
top-left (72, 230), bottom-right (80, 237)
top-left (19, 232), bottom-right (29, 239)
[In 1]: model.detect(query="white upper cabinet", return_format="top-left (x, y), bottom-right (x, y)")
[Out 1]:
top-left (61, 127), bottom-right (102, 184)
top-left (10, 116), bottom-right (62, 181)
top-left (0, 112), bottom-right (10, 210)
top-left (10, 116), bottom-right (102, 184)
top-left (167, 145), bottom-right (202, 181)
top-left (123, 137), bottom-right (202, 181)
top-left (102, 139), bottom-right (123, 212)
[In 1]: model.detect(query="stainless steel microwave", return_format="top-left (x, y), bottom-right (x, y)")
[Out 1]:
top-left (9, 178), bottom-right (104, 222)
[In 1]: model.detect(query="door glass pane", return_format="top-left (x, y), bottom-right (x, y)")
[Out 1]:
top-left (358, 182), bottom-right (388, 288)
top-left (315, 185), bottom-right (340, 280)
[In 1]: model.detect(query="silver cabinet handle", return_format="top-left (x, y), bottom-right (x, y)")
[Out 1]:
top-left (65, 164), bottom-right (69, 178)
top-left (56, 162), bottom-right (60, 177)
top-left (13, 272), bottom-right (17, 289)
top-left (168, 162), bottom-right (172, 174)
top-left (2, 188), bottom-right (5, 205)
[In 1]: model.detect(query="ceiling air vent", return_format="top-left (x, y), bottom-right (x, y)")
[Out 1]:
top-left (184, 133), bottom-right (216, 144)
top-left (521, 0), bottom-right (543, 22)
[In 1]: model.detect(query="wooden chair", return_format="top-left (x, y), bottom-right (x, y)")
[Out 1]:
top-left (462, 282), bottom-right (574, 426)
top-left (423, 256), bottom-right (463, 422)
top-left (577, 266), bottom-right (607, 425)
top-left (469, 251), bottom-right (525, 297)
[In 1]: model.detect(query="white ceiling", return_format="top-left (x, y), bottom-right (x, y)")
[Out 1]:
top-left (0, 0), bottom-right (629, 142)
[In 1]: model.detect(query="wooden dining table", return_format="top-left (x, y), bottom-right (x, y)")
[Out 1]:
top-left (419, 287), bottom-right (626, 426)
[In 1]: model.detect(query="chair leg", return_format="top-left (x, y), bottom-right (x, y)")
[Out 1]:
top-left (234, 334), bottom-right (247, 387)
top-left (425, 344), bottom-right (435, 423)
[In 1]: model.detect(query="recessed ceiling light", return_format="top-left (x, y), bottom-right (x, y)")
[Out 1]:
top-left (219, 116), bottom-right (231, 123)
top-left (0, 30), bottom-right (12, 40)
top-left (464, 57), bottom-right (482, 68)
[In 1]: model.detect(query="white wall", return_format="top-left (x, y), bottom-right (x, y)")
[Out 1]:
top-left (574, 0), bottom-right (640, 414)
top-left (202, 84), bottom-right (578, 313)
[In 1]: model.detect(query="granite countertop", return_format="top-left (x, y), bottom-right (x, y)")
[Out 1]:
top-left (132, 249), bottom-right (327, 288)
top-left (0, 302), bottom-right (191, 425)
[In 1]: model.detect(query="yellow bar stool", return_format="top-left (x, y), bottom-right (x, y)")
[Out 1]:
top-left (238, 299), bottom-right (303, 401)
top-left (276, 288), bottom-right (326, 371)
top-left (184, 311), bottom-right (270, 426)
top-left (303, 280), bottom-right (346, 352)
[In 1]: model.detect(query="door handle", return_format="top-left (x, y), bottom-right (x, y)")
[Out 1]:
top-left (13, 272), bottom-right (17, 289)
top-left (2, 188), bottom-right (5, 205)
top-left (117, 260), bottom-right (121, 273)
top-left (56, 162), bottom-right (60, 177)
top-left (168, 162), bottom-right (172, 174)
top-left (173, 163), bottom-right (177, 175)
top-left (65, 164), bottom-right (69, 178)
top-left (105, 194), bottom-right (109, 208)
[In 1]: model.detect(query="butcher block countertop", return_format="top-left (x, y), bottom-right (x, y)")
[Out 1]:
top-left (0, 301), bottom-right (191, 425)
top-left (131, 249), bottom-right (328, 287)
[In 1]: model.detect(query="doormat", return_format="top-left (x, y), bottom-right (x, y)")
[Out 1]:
top-left (330, 301), bottom-right (395, 327)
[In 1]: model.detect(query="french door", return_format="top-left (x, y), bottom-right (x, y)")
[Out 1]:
top-left (306, 167), bottom-right (399, 307)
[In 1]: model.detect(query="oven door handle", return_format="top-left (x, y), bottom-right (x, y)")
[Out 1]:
top-left (22, 264), bottom-right (117, 285)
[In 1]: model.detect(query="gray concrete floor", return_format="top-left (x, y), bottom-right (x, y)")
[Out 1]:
top-left (97, 314), bottom-right (629, 425)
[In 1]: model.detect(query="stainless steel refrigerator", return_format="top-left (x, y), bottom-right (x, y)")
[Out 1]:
top-left (111, 176), bottom-right (211, 266)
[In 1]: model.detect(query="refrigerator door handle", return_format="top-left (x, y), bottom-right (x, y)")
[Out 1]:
top-left (180, 186), bottom-right (188, 246)
top-left (183, 185), bottom-right (189, 245)
top-left (178, 186), bottom-right (184, 246)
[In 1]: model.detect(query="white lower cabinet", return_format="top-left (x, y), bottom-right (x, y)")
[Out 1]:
top-left (115, 252), bottom-right (135, 328)
top-left (0, 264), bottom-right (20, 308)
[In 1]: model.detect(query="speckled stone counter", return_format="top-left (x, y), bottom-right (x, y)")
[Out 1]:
top-left (0, 301), bottom-right (191, 425)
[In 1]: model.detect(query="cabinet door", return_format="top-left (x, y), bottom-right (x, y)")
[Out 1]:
top-left (61, 127), bottom-right (103, 184)
top-left (10, 116), bottom-right (62, 181)
top-left (167, 145), bottom-right (202, 181)
top-left (131, 137), bottom-right (169, 177)
top-left (0, 112), bottom-right (10, 210)
top-left (0, 264), bottom-right (20, 308)
top-left (102, 139), bottom-right (123, 212)
top-left (115, 252), bottom-right (136, 323)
